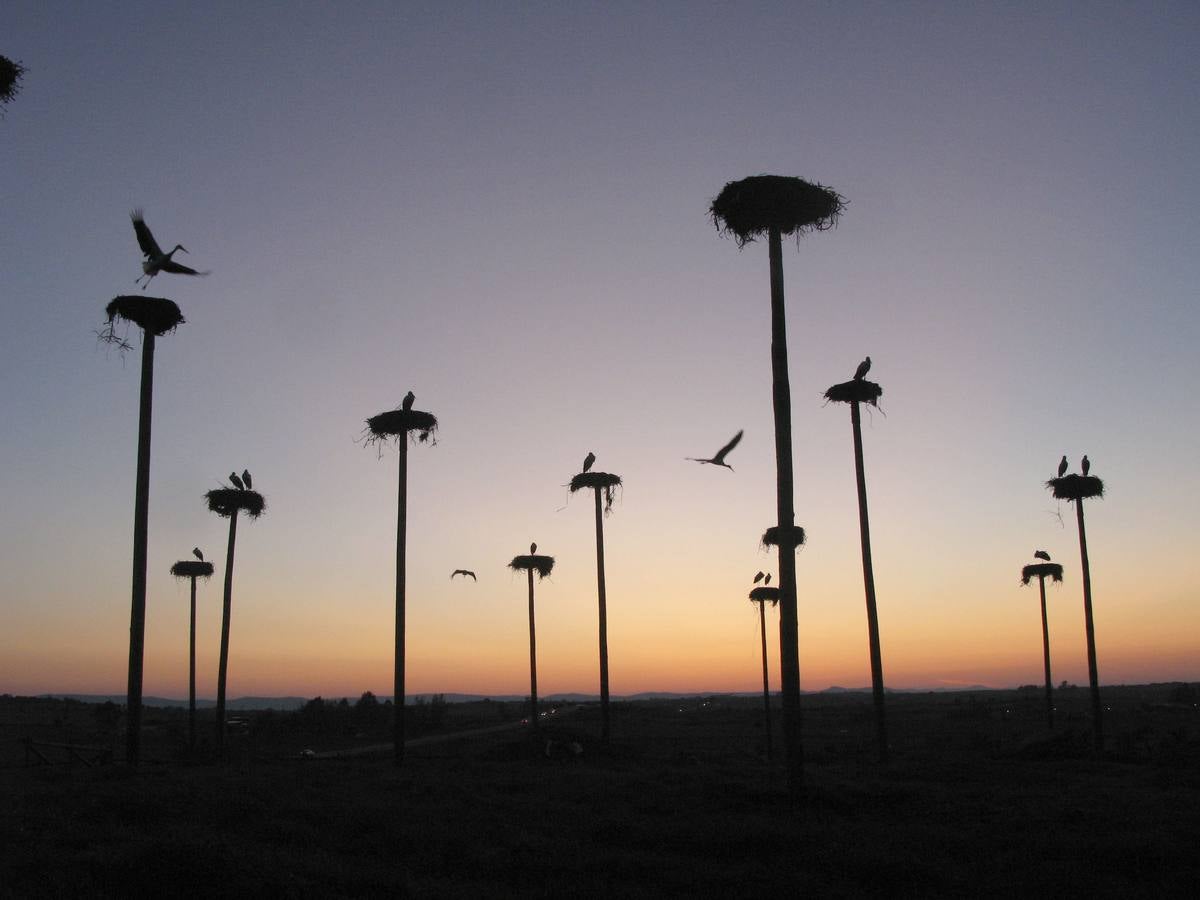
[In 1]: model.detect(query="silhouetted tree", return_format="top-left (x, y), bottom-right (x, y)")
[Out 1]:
top-left (1046, 467), bottom-right (1106, 749)
top-left (824, 373), bottom-right (889, 762)
top-left (205, 482), bottom-right (265, 752)
top-left (712, 174), bottom-right (844, 795)
top-left (366, 398), bottom-right (438, 765)
top-left (509, 548), bottom-right (555, 730)
top-left (748, 583), bottom-right (780, 759)
top-left (569, 468), bottom-right (622, 743)
top-left (100, 296), bottom-right (184, 766)
top-left (1020, 560), bottom-right (1064, 729)
top-left (170, 557), bottom-right (214, 752)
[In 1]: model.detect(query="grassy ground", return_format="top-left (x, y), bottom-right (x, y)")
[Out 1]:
top-left (2, 687), bottom-right (1198, 897)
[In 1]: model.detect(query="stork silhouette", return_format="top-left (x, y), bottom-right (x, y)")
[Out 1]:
top-left (229, 472), bottom-right (244, 491)
top-left (753, 571), bottom-right (765, 584)
top-left (1033, 550), bottom-right (1051, 562)
top-left (1081, 454), bottom-right (1090, 476)
top-left (582, 451), bottom-right (596, 473)
top-left (687, 430), bottom-right (743, 471)
top-left (131, 210), bottom-right (207, 288)
top-left (402, 391), bottom-right (415, 411)
top-left (853, 356), bottom-right (871, 381)
top-left (241, 469), bottom-right (252, 491)
top-left (192, 547), bottom-right (204, 562)
top-left (450, 569), bottom-right (477, 581)
top-left (1057, 455), bottom-right (1069, 478)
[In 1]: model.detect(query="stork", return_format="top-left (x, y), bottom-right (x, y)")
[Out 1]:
top-left (1057, 455), bottom-right (1068, 478)
top-left (530, 542), bottom-right (537, 554)
top-left (686, 429), bottom-right (743, 471)
top-left (131, 210), bottom-right (207, 288)
top-left (1081, 455), bottom-right (1090, 476)
top-left (1033, 550), bottom-right (1051, 562)
top-left (451, 569), bottom-right (477, 581)
top-left (402, 391), bottom-right (415, 411)
top-left (241, 469), bottom-right (252, 491)
top-left (229, 472), bottom-right (244, 491)
top-left (853, 356), bottom-right (872, 381)
top-left (582, 451), bottom-right (596, 473)
top-left (764, 573), bottom-right (772, 585)
top-left (193, 547), bottom-right (204, 562)
top-left (753, 571), bottom-right (765, 584)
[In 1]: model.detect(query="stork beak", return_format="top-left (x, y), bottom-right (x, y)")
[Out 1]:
top-left (178, 245), bottom-right (189, 254)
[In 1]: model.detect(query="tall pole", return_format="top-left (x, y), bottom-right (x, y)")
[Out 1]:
top-left (527, 567), bottom-right (538, 730)
top-left (215, 510), bottom-right (239, 751)
top-left (189, 575), bottom-right (197, 752)
top-left (394, 437), bottom-right (409, 765)
top-left (758, 600), bottom-right (773, 761)
top-left (850, 399), bottom-right (888, 762)
top-left (1037, 574), bottom-right (1054, 730)
top-left (593, 487), bottom-right (611, 743)
top-left (768, 227), bottom-right (804, 793)
top-left (1076, 501), bottom-right (1102, 749)
top-left (125, 329), bottom-right (156, 766)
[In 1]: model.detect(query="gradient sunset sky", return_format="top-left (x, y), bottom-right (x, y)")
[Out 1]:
top-left (2, 2), bottom-right (1197, 700)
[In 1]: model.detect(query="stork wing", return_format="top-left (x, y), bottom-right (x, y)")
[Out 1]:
top-left (131, 210), bottom-right (163, 258)
top-left (161, 260), bottom-right (207, 276)
top-left (711, 429), bottom-right (744, 463)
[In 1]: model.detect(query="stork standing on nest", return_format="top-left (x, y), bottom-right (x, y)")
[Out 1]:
top-left (1034, 550), bottom-right (1051, 561)
top-left (582, 452), bottom-right (596, 473)
top-left (131, 210), bottom-right (208, 288)
top-left (853, 356), bottom-right (871, 381)
top-left (229, 472), bottom-right (244, 491)
top-left (1057, 455), bottom-right (1069, 478)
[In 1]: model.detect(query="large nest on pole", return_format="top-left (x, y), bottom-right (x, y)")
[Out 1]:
top-left (205, 488), bottom-right (266, 519)
top-left (1, 55), bottom-right (26, 108)
top-left (104, 296), bottom-right (185, 336)
top-left (171, 560), bottom-right (214, 579)
top-left (749, 586), bottom-right (780, 606)
top-left (569, 471), bottom-right (622, 515)
top-left (509, 555), bottom-right (555, 580)
top-left (824, 379), bottom-right (883, 406)
top-left (761, 525), bottom-right (806, 550)
top-left (365, 409), bottom-right (439, 445)
top-left (710, 175), bottom-right (845, 248)
top-left (1046, 475), bottom-right (1104, 502)
top-left (1021, 563), bottom-right (1064, 585)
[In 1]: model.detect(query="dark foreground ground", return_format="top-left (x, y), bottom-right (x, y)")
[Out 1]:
top-left (3, 685), bottom-right (1199, 897)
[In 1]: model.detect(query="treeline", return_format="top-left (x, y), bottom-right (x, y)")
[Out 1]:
top-left (252, 692), bottom-right (451, 739)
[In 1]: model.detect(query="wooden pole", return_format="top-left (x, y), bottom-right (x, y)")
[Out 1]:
top-left (527, 566), bottom-right (538, 731)
top-left (850, 399), bottom-right (888, 763)
top-left (593, 487), bottom-right (611, 743)
top-left (394, 436), bottom-right (409, 765)
top-left (1076, 500), bottom-right (1103, 749)
top-left (1038, 574), bottom-right (1054, 730)
top-left (189, 575), bottom-right (197, 753)
top-left (758, 599), bottom-right (773, 760)
top-left (768, 227), bottom-right (804, 794)
top-left (124, 329), bottom-right (155, 766)
top-left (215, 510), bottom-right (239, 752)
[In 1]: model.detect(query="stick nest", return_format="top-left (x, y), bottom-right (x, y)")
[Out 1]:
top-left (761, 525), bottom-right (807, 550)
top-left (710, 175), bottom-right (845, 247)
top-left (749, 586), bottom-right (780, 606)
top-left (205, 489), bottom-right (266, 519)
top-left (509, 555), bottom-right (555, 579)
top-left (1021, 563), bottom-right (1064, 585)
top-left (570, 471), bottom-right (623, 515)
top-left (1, 55), bottom-right (26, 107)
top-left (824, 379), bottom-right (883, 406)
top-left (171, 560), bottom-right (214, 579)
top-left (1046, 475), bottom-right (1104, 502)
top-left (366, 409), bottom-right (439, 445)
top-left (103, 296), bottom-right (185, 337)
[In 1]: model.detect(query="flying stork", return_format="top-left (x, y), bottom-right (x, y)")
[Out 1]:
top-left (229, 472), bottom-right (244, 491)
top-left (451, 569), bottom-right (477, 581)
top-left (1057, 455), bottom-right (1069, 478)
top-left (1033, 550), bottom-right (1051, 562)
top-left (241, 469), bottom-right (252, 491)
top-left (1081, 455), bottom-right (1090, 476)
top-left (582, 451), bottom-right (596, 473)
top-left (131, 210), bottom-right (207, 288)
top-left (402, 391), bottom-right (415, 411)
top-left (193, 547), bottom-right (204, 561)
top-left (853, 356), bottom-right (872, 381)
top-left (686, 429), bottom-right (743, 471)
top-left (753, 571), bottom-right (765, 584)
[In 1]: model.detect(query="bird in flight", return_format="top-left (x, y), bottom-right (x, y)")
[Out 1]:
top-left (1033, 550), bottom-right (1051, 561)
top-left (753, 571), bottom-right (765, 584)
top-left (131, 210), bottom-right (207, 288)
top-left (451, 569), bottom-right (477, 581)
top-left (854, 356), bottom-right (872, 381)
top-left (402, 391), bottom-right (415, 411)
top-left (582, 451), bottom-right (596, 473)
top-left (1057, 455), bottom-right (1068, 478)
top-left (687, 430), bottom-right (743, 471)
top-left (229, 472), bottom-right (245, 490)
top-left (193, 547), bottom-right (204, 561)
top-left (241, 469), bottom-right (252, 491)
top-left (1081, 455), bottom-right (1090, 476)
top-left (530, 542), bottom-right (537, 554)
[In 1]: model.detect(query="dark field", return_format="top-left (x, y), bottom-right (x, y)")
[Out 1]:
top-left (3, 686), bottom-right (1199, 897)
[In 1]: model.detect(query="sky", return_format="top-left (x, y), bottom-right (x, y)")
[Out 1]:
top-left (2, 1), bottom-right (1198, 700)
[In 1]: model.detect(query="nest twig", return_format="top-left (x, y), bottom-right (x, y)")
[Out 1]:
top-left (749, 586), bottom-right (780, 606)
top-left (365, 409), bottom-right (439, 446)
top-left (569, 471), bottom-right (623, 515)
top-left (1046, 475), bottom-right (1104, 502)
top-left (205, 488), bottom-right (266, 519)
top-left (1021, 563), bottom-right (1064, 585)
top-left (509, 555), bottom-right (555, 579)
top-left (761, 525), bottom-right (807, 550)
top-left (710, 175), bottom-right (845, 248)
top-left (171, 560), bottom-right (215, 579)
top-left (824, 379), bottom-right (883, 406)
